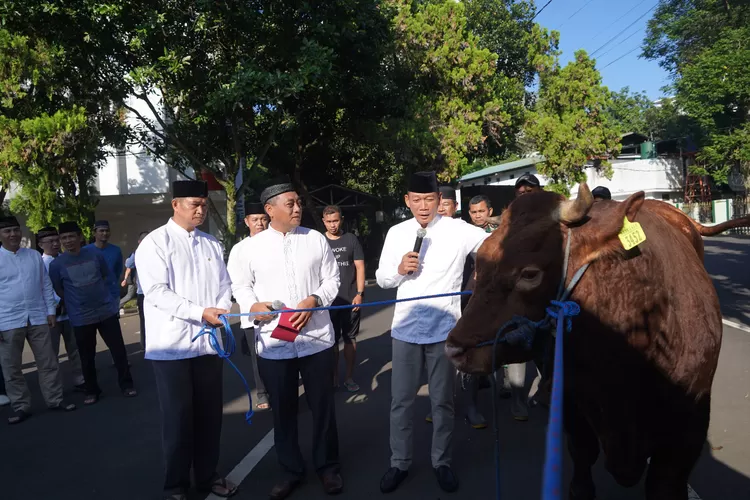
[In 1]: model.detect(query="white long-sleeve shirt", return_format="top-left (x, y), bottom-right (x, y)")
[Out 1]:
top-left (135, 218), bottom-right (233, 361)
top-left (376, 215), bottom-right (489, 344)
top-left (0, 247), bottom-right (56, 331)
top-left (41, 253), bottom-right (69, 322)
top-left (227, 235), bottom-right (258, 330)
top-left (228, 224), bottom-right (340, 360)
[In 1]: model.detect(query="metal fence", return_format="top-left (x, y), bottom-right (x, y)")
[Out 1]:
top-left (731, 195), bottom-right (750, 235)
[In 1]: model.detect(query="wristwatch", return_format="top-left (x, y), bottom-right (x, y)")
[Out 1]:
top-left (356, 291), bottom-right (365, 298)
top-left (311, 294), bottom-right (323, 307)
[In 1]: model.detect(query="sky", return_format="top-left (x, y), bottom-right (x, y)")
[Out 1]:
top-left (533, 0), bottom-right (671, 100)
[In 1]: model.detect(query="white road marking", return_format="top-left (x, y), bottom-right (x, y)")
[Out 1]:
top-left (722, 318), bottom-right (750, 334)
top-left (688, 484), bottom-right (702, 499)
top-left (204, 429), bottom-right (275, 500)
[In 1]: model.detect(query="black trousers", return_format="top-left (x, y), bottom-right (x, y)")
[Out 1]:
top-left (258, 347), bottom-right (340, 479)
top-left (73, 314), bottom-right (133, 395)
top-left (136, 294), bottom-right (146, 348)
top-left (152, 355), bottom-right (224, 495)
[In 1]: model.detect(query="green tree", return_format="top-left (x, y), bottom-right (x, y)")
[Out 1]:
top-left (387, 0), bottom-right (508, 181)
top-left (0, 28), bottom-right (111, 235)
top-left (606, 87), bottom-right (654, 136)
top-left (644, 0), bottom-right (750, 184)
top-left (525, 50), bottom-right (622, 194)
top-left (463, 0), bottom-right (559, 163)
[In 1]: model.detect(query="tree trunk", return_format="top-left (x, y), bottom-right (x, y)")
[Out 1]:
top-left (224, 180), bottom-right (238, 249)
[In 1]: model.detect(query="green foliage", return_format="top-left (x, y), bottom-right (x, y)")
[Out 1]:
top-left (463, 0), bottom-right (559, 161)
top-left (387, 0), bottom-right (506, 181)
top-left (606, 87), bottom-right (654, 136)
top-left (1, 0), bottom-right (565, 233)
top-left (0, 28), bottom-right (107, 236)
top-left (525, 50), bottom-right (622, 195)
top-left (644, 0), bottom-right (750, 184)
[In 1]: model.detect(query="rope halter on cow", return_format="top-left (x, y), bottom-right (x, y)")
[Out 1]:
top-left (475, 227), bottom-right (591, 500)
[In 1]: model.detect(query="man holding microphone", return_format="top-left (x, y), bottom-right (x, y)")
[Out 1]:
top-left (376, 171), bottom-right (488, 494)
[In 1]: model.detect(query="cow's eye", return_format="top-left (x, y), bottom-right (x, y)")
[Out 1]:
top-left (520, 268), bottom-right (540, 281)
top-left (516, 266), bottom-right (543, 291)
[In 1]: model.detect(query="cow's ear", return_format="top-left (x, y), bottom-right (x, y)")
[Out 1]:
top-left (579, 190), bottom-right (647, 263)
top-left (620, 191), bottom-right (645, 222)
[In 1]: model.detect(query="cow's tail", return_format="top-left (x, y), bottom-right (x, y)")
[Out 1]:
top-left (691, 215), bottom-right (750, 236)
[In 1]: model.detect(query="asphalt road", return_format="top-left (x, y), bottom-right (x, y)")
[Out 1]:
top-left (1, 236), bottom-right (749, 500)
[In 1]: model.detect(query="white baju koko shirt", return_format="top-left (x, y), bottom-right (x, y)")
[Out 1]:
top-left (0, 247), bottom-right (56, 331)
top-left (227, 235), bottom-right (259, 330)
top-left (376, 215), bottom-right (489, 345)
top-left (135, 218), bottom-right (233, 361)
top-left (228, 224), bottom-right (340, 360)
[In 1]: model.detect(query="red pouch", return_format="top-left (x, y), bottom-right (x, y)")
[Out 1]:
top-left (270, 308), bottom-right (300, 342)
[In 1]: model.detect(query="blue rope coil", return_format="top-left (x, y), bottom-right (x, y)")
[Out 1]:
top-left (191, 314), bottom-right (255, 425)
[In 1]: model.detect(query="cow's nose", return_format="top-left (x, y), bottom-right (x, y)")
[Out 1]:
top-left (444, 343), bottom-right (466, 359)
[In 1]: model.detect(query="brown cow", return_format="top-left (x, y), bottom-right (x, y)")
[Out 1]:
top-left (445, 184), bottom-right (722, 500)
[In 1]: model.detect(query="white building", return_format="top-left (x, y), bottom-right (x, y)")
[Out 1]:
top-left (458, 154), bottom-right (685, 203)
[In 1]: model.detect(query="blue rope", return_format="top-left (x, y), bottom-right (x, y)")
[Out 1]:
top-left (191, 314), bottom-right (255, 425)
top-left (542, 300), bottom-right (580, 500)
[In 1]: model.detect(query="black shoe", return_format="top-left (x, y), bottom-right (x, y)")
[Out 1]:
top-left (380, 467), bottom-right (408, 494)
top-left (434, 465), bottom-right (459, 493)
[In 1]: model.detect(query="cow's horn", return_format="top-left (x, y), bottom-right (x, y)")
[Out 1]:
top-left (556, 183), bottom-right (594, 225)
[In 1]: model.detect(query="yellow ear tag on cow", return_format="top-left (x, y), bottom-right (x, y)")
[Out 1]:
top-left (618, 217), bottom-right (646, 250)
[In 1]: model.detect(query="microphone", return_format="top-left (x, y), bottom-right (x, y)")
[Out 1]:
top-left (254, 300), bottom-right (285, 326)
top-left (408, 228), bottom-right (427, 275)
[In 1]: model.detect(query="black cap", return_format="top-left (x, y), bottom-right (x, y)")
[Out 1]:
top-left (439, 185), bottom-right (456, 201)
top-left (173, 180), bottom-right (209, 199)
top-left (260, 177), bottom-right (296, 206)
top-left (93, 220), bottom-right (110, 229)
top-left (408, 171), bottom-right (439, 194)
top-left (37, 226), bottom-right (58, 240)
top-left (514, 173), bottom-right (541, 188)
top-left (245, 202), bottom-right (266, 215)
top-left (592, 186), bottom-right (612, 200)
top-left (58, 221), bottom-right (81, 234)
top-left (0, 215), bottom-right (20, 229)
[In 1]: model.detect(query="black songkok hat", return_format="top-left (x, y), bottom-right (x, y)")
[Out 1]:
top-left (408, 171), bottom-right (439, 194)
top-left (514, 173), bottom-right (541, 188)
top-left (173, 180), bottom-right (209, 199)
top-left (439, 185), bottom-right (456, 201)
top-left (58, 221), bottom-right (81, 234)
top-left (592, 186), bottom-right (612, 200)
top-left (93, 220), bottom-right (110, 229)
top-left (260, 177), bottom-right (296, 206)
top-left (0, 215), bottom-right (20, 229)
top-left (37, 226), bottom-right (58, 240)
top-left (245, 202), bottom-right (266, 215)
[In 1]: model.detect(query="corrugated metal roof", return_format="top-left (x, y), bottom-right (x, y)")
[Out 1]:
top-left (459, 155), bottom-right (546, 182)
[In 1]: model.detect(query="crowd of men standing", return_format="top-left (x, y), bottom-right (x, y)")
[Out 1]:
top-left (0, 171), bottom-right (591, 500)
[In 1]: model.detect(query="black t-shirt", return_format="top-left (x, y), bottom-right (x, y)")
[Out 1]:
top-left (325, 232), bottom-right (364, 302)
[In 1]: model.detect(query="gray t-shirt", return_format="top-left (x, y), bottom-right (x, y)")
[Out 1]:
top-left (325, 232), bottom-right (364, 303)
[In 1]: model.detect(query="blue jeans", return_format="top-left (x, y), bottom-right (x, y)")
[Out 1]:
top-left (0, 359), bottom-right (5, 395)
